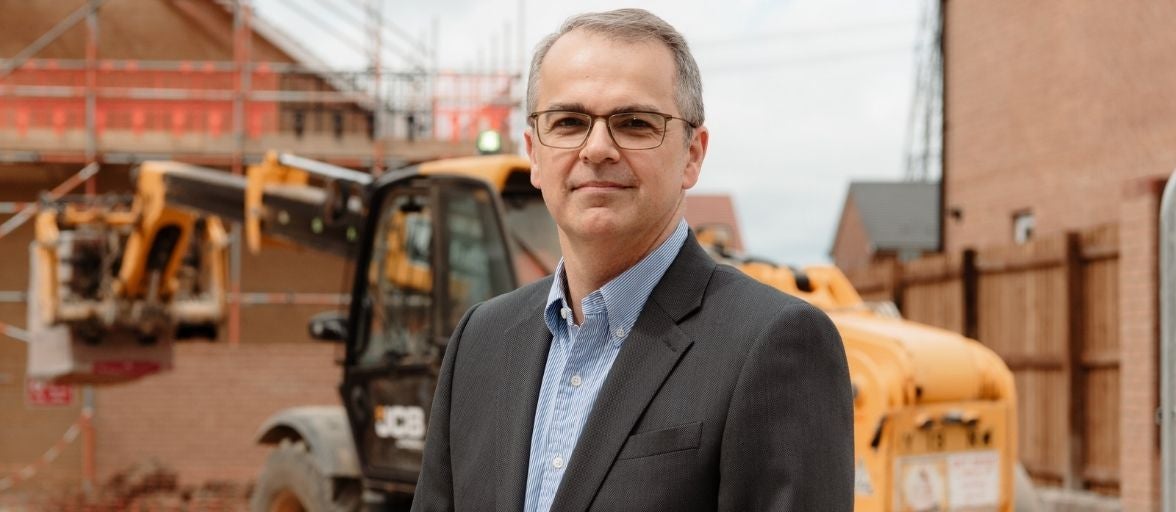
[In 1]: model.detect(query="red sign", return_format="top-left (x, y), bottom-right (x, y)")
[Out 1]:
top-left (92, 360), bottom-right (163, 378)
top-left (26, 378), bottom-right (74, 407)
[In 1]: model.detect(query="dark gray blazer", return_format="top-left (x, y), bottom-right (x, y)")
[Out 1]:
top-left (411, 235), bottom-right (853, 511)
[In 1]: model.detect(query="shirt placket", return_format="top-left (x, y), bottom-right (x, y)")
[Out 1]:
top-left (537, 315), bottom-right (582, 508)
top-left (545, 310), bottom-right (611, 508)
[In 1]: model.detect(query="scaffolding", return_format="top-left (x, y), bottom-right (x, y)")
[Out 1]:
top-left (0, 0), bottom-right (521, 345)
top-left (0, 0), bottom-right (520, 170)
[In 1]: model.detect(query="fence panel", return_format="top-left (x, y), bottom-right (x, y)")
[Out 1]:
top-left (975, 234), bottom-right (1072, 485)
top-left (902, 253), bottom-right (965, 333)
top-left (839, 225), bottom-right (1121, 494)
top-left (1079, 225), bottom-right (1120, 495)
top-left (845, 259), bottom-right (900, 303)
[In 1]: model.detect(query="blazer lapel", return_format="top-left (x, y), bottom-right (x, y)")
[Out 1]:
top-left (548, 235), bottom-right (716, 512)
top-left (496, 306), bottom-right (554, 512)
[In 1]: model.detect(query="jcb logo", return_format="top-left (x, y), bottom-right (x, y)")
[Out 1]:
top-left (374, 405), bottom-right (425, 442)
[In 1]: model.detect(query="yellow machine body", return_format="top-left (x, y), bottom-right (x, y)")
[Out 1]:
top-left (32, 169), bottom-right (229, 344)
top-left (696, 232), bottom-right (1018, 511)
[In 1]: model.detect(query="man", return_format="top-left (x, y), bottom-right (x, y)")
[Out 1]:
top-left (413, 8), bottom-right (852, 512)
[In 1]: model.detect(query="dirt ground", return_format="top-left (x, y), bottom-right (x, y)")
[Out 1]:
top-left (0, 461), bottom-right (251, 512)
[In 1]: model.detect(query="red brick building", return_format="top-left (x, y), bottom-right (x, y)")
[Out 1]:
top-left (943, 1), bottom-right (1176, 509)
top-left (0, 0), bottom-right (512, 500)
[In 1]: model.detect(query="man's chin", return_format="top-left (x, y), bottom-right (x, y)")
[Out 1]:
top-left (562, 211), bottom-right (628, 240)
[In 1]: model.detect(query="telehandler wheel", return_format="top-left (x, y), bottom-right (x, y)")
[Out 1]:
top-left (251, 439), bottom-right (361, 512)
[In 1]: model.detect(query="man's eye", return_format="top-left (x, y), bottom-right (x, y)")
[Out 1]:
top-left (614, 115), bottom-right (656, 130)
top-left (549, 115), bottom-right (588, 129)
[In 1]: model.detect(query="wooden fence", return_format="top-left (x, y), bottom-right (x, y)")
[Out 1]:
top-left (848, 225), bottom-right (1120, 494)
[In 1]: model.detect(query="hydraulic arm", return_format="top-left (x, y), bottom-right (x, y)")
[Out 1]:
top-left (31, 151), bottom-right (369, 346)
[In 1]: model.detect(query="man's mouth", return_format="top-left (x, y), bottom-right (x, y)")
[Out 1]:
top-left (572, 180), bottom-right (632, 191)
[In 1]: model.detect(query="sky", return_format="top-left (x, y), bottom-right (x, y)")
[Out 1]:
top-left (254, 0), bottom-right (928, 264)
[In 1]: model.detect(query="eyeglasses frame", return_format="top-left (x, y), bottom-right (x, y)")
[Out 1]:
top-left (527, 109), bottom-right (698, 150)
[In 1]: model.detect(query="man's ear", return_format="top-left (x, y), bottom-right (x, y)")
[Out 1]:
top-left (681, 125), bottom-right (708, 190)
top-left (525, 129), bottom-right (541, 188)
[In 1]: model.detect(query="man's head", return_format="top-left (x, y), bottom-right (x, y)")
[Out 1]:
top-left (525, 9), bottom-right (709, 251)
top-left (527, 9), bottom-right (705, 136)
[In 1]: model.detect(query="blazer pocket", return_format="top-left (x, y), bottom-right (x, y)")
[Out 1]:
top-left (616, 421), bottom-right (703, 460)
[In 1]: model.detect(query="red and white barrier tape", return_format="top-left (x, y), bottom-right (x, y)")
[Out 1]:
top-left (0, 320), bottom-right (30, 343)
top-left (0, 202), bottom-right (34, 214)
top-left (0, 416), bottom-right (82, 491)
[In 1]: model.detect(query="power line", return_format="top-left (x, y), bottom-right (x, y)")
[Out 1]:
top-left (339, 0), bottom-right (431, 57)
top-left (693, 19), bottom-right (918, 49)
top-left (700, 43), bottom-right (917, 74)
top-left (903, 0), bottom-right (942, 182)
top-left (313, 0), bottom-right (430, 68)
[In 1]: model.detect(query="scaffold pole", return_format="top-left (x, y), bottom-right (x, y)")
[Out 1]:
top-left (85, 0), bottom-right (99, 195)
top-left (0, 0), bottom-right (111, 79)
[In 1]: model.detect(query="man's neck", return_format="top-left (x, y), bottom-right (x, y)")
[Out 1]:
top-left (560, 215), bottom-right (682, 325)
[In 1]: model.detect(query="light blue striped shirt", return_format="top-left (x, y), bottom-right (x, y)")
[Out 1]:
top-left (523, 220), bottom-right (689, 512)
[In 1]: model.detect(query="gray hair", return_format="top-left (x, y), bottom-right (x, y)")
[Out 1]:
top-left (526, 9), bottom-right (705, 130)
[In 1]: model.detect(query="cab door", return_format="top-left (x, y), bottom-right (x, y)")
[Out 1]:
top-left (340, 173), bottom-right (515, 487)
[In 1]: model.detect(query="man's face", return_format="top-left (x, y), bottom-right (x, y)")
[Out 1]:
top-left (525, 29), bottom-right (708, 246)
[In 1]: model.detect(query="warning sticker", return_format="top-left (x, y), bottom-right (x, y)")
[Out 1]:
top-left (25, 378), bottom-right (74, 407)
top-left (945, 451), bottom-right (1000, 508)
top-left (893, 450), bottom-right (1000, 511)
top-left (894, 456), bottom-right (947, 511)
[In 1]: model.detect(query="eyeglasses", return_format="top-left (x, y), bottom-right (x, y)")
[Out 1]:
top-left (528, 110), bottom-right (696, 150)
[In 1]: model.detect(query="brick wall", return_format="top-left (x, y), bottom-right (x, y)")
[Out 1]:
top-left (1117, 179), bottom-right (1163, 511)
top-left (0, 305), bottom-right (86, 490)
top-left (93, 342), bottom-right (342, 484)
top-left (943, 0), bottom-right (1176, 252)
top-left (0, 207), bottom-right (85, 489)
top-left (943, 1), bottom-right (1176, 509)
top-left (831, 196), bottom-right (871, 270)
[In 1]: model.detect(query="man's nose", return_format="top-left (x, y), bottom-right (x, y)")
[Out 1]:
top-left (580, 118), bottom-right (620, 163)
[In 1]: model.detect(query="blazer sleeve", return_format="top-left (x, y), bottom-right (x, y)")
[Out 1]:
top-left (411, 303), bottom-right (480, 512)
top-left (717, 301), bottom-right (854, 511)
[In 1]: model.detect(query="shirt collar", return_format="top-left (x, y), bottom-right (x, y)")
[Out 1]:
top-left (544, 219), bottom-right (690, 344)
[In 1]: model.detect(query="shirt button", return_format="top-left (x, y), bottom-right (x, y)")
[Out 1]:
top-left (614, 327), bottom-right (627, 338)
top-left (570, 374), bottom-right (582, 387)
top-left (552, 455), bottom-right (564, 469)
top-left (560, 308), bottom-right (570, 319)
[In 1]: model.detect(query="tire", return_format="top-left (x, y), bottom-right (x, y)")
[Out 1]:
top-left (251, 439), bottom-right (361, 512)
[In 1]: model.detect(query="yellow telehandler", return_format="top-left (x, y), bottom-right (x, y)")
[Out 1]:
top-left (27, 153), bottom-right (1030, 511)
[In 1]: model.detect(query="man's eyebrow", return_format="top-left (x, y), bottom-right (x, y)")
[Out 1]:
top-left (607, 104), bottom-right (663, 115)
top-left (542, 103), bottom-right (666, 115)
top-left (544, 102), bottom-right (587, 112)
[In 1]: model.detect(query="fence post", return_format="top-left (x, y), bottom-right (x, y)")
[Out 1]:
top-left (1064, 232), bottom-right (1085, 490)
top-left (962, 248), bottom-right (978, 340)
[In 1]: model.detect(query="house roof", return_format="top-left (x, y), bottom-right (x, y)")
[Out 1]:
top-left (0, 0), bottom-right (292, 61)
top-left (684, 194), bottom-right (744, 252)
top-left (844, 181), bottom-right (940, 252)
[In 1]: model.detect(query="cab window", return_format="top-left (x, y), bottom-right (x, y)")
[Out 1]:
top-left (442, 184), bottom-right (513, 335)
top-left (359, 188), bottom-right (433, 366)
